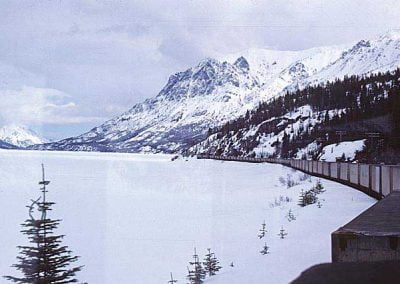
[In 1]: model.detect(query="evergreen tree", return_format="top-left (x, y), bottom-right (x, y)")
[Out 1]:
top-left (4, 165), bottom-right (83, 284)
top-left (260, 243), bottom-right (270, 255)
top-left (286, 209), bottom-right (296, 222)
top-left (391, 90), bottom-right (400, 148)
top-left (298, 190), bottom-right (306, 207)
top-left (313, 180), bottom-right (325, 194)
top-left (168, 272), bottom-right (178, 284)
top-left (187, 248), bottom-right (205, 284)
top-left (257, 220), bottom-right (267, 239)
top-left (280, 132), bottom-right (290, 158)
top-left (203, 248), bottom-right (222, 277)
top-left (278, 227), bottom-right (288, 239)
top-left (298, 189), bottom-right (318, 207)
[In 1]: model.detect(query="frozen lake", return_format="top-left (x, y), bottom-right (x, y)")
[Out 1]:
top-left (0, 150), bottom-right (375, 283)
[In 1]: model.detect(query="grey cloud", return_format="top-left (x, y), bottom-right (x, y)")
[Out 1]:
top-left (0, 0), bottom-right (399, 139)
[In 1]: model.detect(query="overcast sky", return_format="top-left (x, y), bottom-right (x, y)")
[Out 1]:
top-left (0, 0), bottom-right (399, 140)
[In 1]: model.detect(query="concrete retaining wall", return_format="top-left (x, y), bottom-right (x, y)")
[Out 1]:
top-left (332, 192), bottom-right (400, 262)
top-left (340, 163), bottom-right (349, 181)
top-left (313, 161), bottom-right (319, 174)
top-left (349, 164), bottom-right (359, 185)
top-left (330, 163), bottom-right (338, 179)
top-left (382, 166), bottom-right (392, 196)
top-left (323, 163), bottom-right (330, 176)
top-left (360, 164), bottom-right (370, 188)
top-left (197, 154), bottom-right (400, 199)
top-left (318, 162), bottom-right (324, 175)
top-left (393, 167), bottom-right (400, 192)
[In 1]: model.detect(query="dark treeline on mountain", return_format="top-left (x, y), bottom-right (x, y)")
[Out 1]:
top-left (204, 68), bottom-right (400, 163)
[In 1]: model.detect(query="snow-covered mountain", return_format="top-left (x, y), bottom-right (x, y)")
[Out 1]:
top-left (33, 30), bottom-right (400, 153)
top-left (309, 30), bottom-right (400, 84)
top-left (190, 65), bottom-right (400, 162)
top-left (0, 125), bottom-right (48, 148)
top-left (0, 139), bottom-right (18, 149)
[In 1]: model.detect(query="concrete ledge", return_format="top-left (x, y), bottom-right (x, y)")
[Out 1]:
top-left (291, 261), bottom-right (400, 284)
top-left (332, 192), bottom-right (400, 262)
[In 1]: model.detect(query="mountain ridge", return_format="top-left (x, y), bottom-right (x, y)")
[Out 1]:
top-left (31, 30), bottom-right (400, 153)
top-left (0, 125), bottom-right (48, 148)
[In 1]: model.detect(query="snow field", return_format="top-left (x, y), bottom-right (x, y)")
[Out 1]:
top-left (318, 140), bottom-right (366, 162)
top-left (0, 150), bottom-right (375, 283)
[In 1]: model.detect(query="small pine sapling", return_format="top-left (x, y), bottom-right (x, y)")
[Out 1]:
top-left (313, 180), bottom-right (325, 194)
top-left (203, 248), bottom-right (222, 276)
top-left (258, 220), bottom-right (267, 239)
top-left (168, 272), bottom-right (178, 283)
top-left (298, 189), bottom-right (306, 207)
top-left (287, 209), bottom-right (296, 222)
top-left (298, 189), bottom-right (318, 207)
top-left (278, 227), bottom-right (288, 239)
top-left (305, 190), bottom-right (318, 205)
top-left (260, 243), bottom-right (270, 255)
top-left (187, 266), bottom-right (196, 284)
top-left (317, 200), bottom-right (322, 208)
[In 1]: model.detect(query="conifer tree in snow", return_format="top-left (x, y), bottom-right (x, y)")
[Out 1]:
top-left (186, 266), bottom-right (195, 284)
top-left (313, 180), bottom-right (325, 194)
top-left (278, 227), bottom-right (288, 239)
top-left (286, 209), bottom-right (296, 222)
top-left (187, 248), bottom-right (205, 284)
top-left (260, 243), bottom-right (270, 255)
top-left (298, 190), bottom-right (306, 207)
top-left (4, 165), bottom-right (83, 283)
top-left (203, 248), bottom-right (222, 276)
top-left (258, 220), bottom-right (267, 239)
top-left (168, 272), bottom-right (178, 284)
top-left (298, 189), bottom-right (318, 207)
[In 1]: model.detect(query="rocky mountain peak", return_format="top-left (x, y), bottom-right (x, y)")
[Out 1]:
top-left (234, 56), bottom-right (250, 71)
top-left (0, 125), bottom-right (48, 148)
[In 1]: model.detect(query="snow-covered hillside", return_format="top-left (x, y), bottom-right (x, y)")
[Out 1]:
top-left (318, 140), bottom-right (366, 162)
top-left (191, 105), bottom-right (346, 158)
top-left (32, 30), bottom-right (400, 153)
top-left (0, 150), bottom-right (375, 283)
top-left (0, 125), bottom-right (48, 148)
top-left (311, 30), bottom-right (400, 84)
top-left (190, 62), bottom-right (400, 161)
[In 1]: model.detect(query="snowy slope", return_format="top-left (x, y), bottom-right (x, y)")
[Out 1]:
top-left (318, 140), bottom-right (366, 162)
top-left (33, 30), bottom-right (400, 153)
top-left (310, 30), bottom-right (400, 84)
top-left (0, 125), bottom-right (48, 147)
top-left (0, 150), bottom-right (375, 283)
top-left (191, 105), bottom-right (346, 158)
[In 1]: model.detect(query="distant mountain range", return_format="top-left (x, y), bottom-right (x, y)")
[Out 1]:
top-left (0, 125), bottom-right (48, 148)
top-left (30, 30), bottom-right (400, 153)
top-left (0, 139), bottom-right (18, 149)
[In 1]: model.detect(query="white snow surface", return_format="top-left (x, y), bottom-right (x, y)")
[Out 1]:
top-left (0, 150), bottom-right (375, 283)
top-left (0, 125), bottom-right (48, 147)
top-left (318, 140), bottom-right (366, 162)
